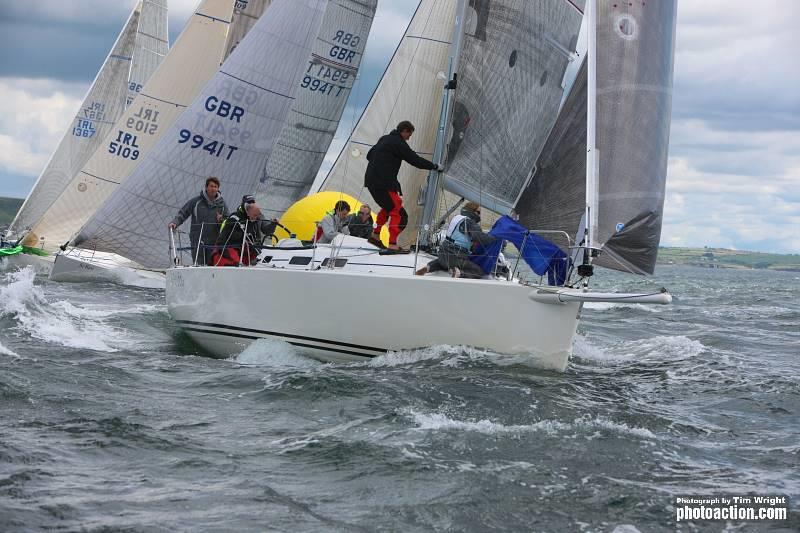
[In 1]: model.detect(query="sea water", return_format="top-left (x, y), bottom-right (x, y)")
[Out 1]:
top-left (1, 264), bottom-right (798, 531)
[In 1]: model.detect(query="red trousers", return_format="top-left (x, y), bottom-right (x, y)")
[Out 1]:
top-left (370, 188), bottom-right (408, 245)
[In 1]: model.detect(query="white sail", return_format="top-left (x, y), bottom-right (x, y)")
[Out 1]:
top-left (257, 0), bottom-right (377, 218)
top-left (10, 3), bottom-right (144, 239)
top-left (319, 0), bottom-right (457, 246)
top-left (127, 0), bottom-right (170, 106)
top-left (27, 0), bottom-right (235, 252)
top-left (74, 0), bottom-right (329, 269)
top-left (224, 0), bottom-right (273, 60)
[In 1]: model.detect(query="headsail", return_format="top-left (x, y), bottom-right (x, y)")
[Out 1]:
top-left (257, 0), bottom-right (377, 219)
top-left (319, 0), bottom-right (457, 246)
top-left (9, 3), bottom-right (145, 238)
top-left (26, 0), bottom-right (235, 252)
top-left (74, 0), bottom-right (329, 269)
top-left (515, 0), bottom-right (677, 275)
top-left (440, 0), bottom-right (584, 215)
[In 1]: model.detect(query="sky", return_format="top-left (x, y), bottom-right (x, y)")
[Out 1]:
top-left (0, 0), bottom-right (797, 254)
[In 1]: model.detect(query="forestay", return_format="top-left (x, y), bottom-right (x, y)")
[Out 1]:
top-left (74, 0), bottom-right (328, 269)
top-left (319, 0), bottom-right (457, 246)
top-left (11, 4), bottom-right (145, 239)
top-left (515, 0), bottom-right (677, 275)
top-left (441, 0), bottom-right (584, 215)
top-left (257, 0), bottom-right (377, 220)
top-left (28, 0), bottom-right (236, 253)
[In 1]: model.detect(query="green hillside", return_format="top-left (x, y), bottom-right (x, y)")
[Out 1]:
top-left (658, 247), bottom-right (800, 272)
top-left (0, 197), bottom-right (23, 227)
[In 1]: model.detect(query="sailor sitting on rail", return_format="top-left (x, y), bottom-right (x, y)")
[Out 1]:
top-left (415, 202), bottom-right (496, 279)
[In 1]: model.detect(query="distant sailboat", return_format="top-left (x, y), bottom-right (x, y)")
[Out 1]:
top-left (7, 1), bottom-right (169, 253)
top-left (43, 0), bottom-right (253, 283)
top-left (164, 0), bottom-right (677, 371)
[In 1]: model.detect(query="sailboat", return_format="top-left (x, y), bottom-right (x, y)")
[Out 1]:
top-left (3, 0), bottom-right (169, 270)
top-left (163, 0), bottom-right (677, 371)
top-left (41, 0), bottom-right (264, 285)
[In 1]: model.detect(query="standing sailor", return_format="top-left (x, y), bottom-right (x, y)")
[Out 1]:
top-left (364, 121), bottom-right (438, 251)
top-left (169, 177), bottom-right (229, 265)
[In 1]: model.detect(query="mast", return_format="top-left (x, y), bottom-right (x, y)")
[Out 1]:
top-left (581, 0), bottom-right (599, 277)
top-left (417, 0), bottom-right (468, 248)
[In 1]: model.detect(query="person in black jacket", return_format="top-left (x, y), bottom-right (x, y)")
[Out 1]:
top-left (346, 204), bottom-right (374, 239)
top-left (364, 121), bottom-right (439, 250)
top-left (211, 195), bottom-right (277, 266)
top-left (168, 176), bottom-right (228, 265)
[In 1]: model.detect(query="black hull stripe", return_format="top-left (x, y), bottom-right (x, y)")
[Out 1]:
top-left (176, 320), bottom-right (385, 353)
top-left (182, 327), bottom-right (378, 359)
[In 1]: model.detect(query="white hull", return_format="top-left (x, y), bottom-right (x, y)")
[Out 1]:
top-left (166, 237), bottom-right (582, 371)
top-left (49, 250), bottom-right (165, 288)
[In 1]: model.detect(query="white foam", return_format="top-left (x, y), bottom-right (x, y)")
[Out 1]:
top-left (0, 339), bottom-right (20, 358)
top-left (232, 338), bottom-right (320, 368)
top-left (583, 302), bottom-right (659, 313)
top-left (369, 344), bottom-right (457, 367)
top-left (0, 267), bottom-right (118, 352)
top-left (406, 409), bottom-right (657, 439)
top-left (574, 334), bottom-right (706, 365)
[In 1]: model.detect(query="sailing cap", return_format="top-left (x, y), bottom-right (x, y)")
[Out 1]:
top-left (242, 195), bottom-right (256, 205)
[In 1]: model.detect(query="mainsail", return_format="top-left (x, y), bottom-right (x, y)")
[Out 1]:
top-left (27, 0), bottom-right (236, 252)
top-left (74, 0), bottom-right (329, 269)
top-left (319, 0), bottom-right (457, 246)
top-left (440, 0), bottom-right (584, 215)
top-left (515, 0), bottom-right (677, 274)
top-left (9, 2), bottom-right (161, 239)
top-left (257, 0), bottom-right (377, 219)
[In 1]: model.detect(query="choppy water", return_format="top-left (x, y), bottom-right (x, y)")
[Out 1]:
top-left (1, 264), bottom-right (798, 532)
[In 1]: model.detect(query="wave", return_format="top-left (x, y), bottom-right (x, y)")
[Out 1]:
top-left (0, 339), bottom-right (20, 358)
top-left (583, 302), bottom-right (661, 313)
top-left (0, 267), bottom-right (125, 352)
top-left (405, 409), bottom-right (657, 439)
top-left (369, 345), bottom-right (559, 370)
top-left (574, 334), bottom-right (706, 365)
top-left (232, 338), bottom-right (321, 368)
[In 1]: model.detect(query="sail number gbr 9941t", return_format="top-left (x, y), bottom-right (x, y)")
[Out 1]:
top-left (177, 96), bottom-right (245, 161)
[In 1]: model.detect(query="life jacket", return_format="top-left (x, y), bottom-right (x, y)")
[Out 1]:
top-left (446, 215), bottom-right (472, 251)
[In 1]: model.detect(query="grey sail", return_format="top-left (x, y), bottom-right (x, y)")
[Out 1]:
top-left (257, 0), bottom-right (377, 219)
top-left (9, 5), bottom-right (143, 239)
top-left (74, 0), bottom-right (329, 269)
top-left (515, 0), bottom-right (677, 275)
top-left (223, 0), bottom-right (273, 60)
top-left (441, 0), bottom-right (584, 215)
top-left (127, 0), bottom-right (170, 107)
top-left (593, 0), bottom-right (677, 274)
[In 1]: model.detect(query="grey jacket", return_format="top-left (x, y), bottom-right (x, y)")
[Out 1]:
top-left (318, 212), bottom-right (350, 243)
top-left (171, 190), bottom-right (229, 263)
